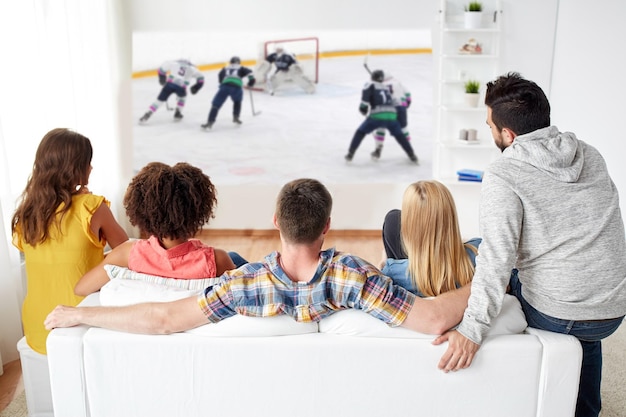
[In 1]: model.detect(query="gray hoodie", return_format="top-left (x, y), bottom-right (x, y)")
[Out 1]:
top-left (457, 126), bottom-right (626, 344)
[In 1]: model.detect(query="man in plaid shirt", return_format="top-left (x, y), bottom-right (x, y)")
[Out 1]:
top-left (45, 179), bottom-right (470, 335)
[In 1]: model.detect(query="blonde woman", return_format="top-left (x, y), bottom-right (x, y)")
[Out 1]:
top-left (381, 180), bottom-right (480, 297)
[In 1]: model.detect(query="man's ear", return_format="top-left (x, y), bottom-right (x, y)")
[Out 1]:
top-left (502, 128), bottom-right (517, 145)
top-left (322, 218), bottom-right (331, 235)
top-left (272, 213), bottom-right (279, 230)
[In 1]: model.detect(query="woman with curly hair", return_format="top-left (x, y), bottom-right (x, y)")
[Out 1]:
top-left (75, 162), bottom-right (239, 296)
top-left (12, 128), bottom-right (128, 354)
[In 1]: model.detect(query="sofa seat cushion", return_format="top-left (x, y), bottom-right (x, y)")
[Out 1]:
top-left (104, 264), bottom-right (219, 290)
top-left (319, 294), bottom-right (527, 337)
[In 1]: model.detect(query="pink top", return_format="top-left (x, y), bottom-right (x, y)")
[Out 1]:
top-left (128, 236), bottom-right (217, 279)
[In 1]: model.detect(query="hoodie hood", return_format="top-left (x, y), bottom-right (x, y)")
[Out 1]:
top-left (503, 126), bottom-right (584, 183)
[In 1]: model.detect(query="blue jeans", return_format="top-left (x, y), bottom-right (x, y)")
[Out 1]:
top-left (228, 251), bottom-right (248, 268)
top-left (509, 273), bottom-right (624, 417)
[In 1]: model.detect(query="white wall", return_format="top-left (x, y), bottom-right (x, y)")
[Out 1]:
top-left (550, 0), bottom-right (626, 204)
top-left (130, 0), bottom-right (437, 31)
top-left (131, 0), bottom-right (626, 235)
top-left (6, 0), bottom-right (625, 236)
top-left (0, 0), bottom-right (132, 365)
top-left (129, 0), bottom-right (490, 235)
top-left (133, 30), bottom-right (431, 72)
top-left (129, 0), bottom-right (626, 239)
top-left (129, 0), bottom-right (442, 233)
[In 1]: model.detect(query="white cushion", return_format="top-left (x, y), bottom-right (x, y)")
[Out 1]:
top-left (489, 294), bottom-right (529, 335)
top-left (319, 294), bottom-right (527, 338)
top-left (187, 315), bottom-right (318, 337)
top-left (99, 278), bottom-right (318, 337)
top-left (104, 264), bottom-right (219, 291)
top-left (319, 309), bottom-right (432, 338)
top-left (99, 279), bottom-right (200, 306)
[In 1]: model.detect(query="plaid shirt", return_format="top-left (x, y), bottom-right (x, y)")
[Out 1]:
top-left (198, 248), bottom-right (415, 327)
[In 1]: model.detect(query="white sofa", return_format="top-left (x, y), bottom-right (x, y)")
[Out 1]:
top-left (47, 278), bottom-right (583, 417)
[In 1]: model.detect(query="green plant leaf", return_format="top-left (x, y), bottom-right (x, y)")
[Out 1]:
top-left (464, 79), bottom-right (480, 93)
top-left (465, 2), bottom-right (482, 12)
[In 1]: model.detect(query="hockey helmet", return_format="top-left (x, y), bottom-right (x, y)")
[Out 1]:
top-left (230, 56), bottom-right (241, 65)
top-left (371, 70), bottom-right (384, 83)
top-left (275, 45), bottom-right (284, 55)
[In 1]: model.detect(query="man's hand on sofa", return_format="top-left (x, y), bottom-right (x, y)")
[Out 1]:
top-left (45, 305), bottom-right (82, 329)
top-left (433, 330), bottom-right (480, 372)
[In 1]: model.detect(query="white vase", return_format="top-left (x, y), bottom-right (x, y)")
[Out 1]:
top-left (465, 93), bottom-right (480, 107)
top-left (464, 11), bottom-right (483, 29)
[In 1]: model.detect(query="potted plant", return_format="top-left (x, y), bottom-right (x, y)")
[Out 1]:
top-left (464, 2), bottom-right (483, 29)
top-left (464, 79), bottom-right (481, 107)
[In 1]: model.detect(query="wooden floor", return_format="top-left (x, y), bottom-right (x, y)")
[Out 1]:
top-left (0, 229), bottom-right (384, 412)
top-left (197, 229), bottom-right (385, 267)
top-left (0, 359), bottom-right (22, 412)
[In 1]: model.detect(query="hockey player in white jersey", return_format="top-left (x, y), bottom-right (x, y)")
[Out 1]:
top-left (139, 59), bottom-right (204, 123)
top-left (370, 72), bottom-right (412, 160)
top-left (256, 46), bottom-right (315, 95)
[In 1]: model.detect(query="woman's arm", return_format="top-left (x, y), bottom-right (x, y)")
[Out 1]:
top-left (90, 202), bottom-right (129, 249)
top-left (75, 240), bottom-right (134, 296)
top-left (214, 248), bottom-right (236, 275)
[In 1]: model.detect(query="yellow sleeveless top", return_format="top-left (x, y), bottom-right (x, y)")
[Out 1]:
top-left (13, 194), bottom-right (109, 354)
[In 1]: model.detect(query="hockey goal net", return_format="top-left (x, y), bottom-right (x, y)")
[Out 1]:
top-left (254, 37), bottom-right (319, 85)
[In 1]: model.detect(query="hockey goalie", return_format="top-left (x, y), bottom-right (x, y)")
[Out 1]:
top-left (256, 46), bottom-right (316, 95)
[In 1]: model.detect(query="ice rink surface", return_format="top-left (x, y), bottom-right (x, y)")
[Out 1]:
top-left (133, 54), bottom-right (434, 186)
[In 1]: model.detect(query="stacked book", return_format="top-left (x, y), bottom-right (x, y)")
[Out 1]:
top-left (457, 169), bottom-right (484, 182)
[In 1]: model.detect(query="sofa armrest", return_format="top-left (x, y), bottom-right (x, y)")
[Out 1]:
top-left (526, 327), bottom-right (582, 417)
top-left (47, 293), bottom-right (100, 417)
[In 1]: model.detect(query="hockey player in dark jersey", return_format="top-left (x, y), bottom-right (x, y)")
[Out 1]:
top-left (257, 46), bottom-right (315, 95)
top-left (345, 70), bottom-right (418, 163)
top-left (371, 72), bottom-right (412, 160)
top-left (201, 57), bottom-right (256, 129)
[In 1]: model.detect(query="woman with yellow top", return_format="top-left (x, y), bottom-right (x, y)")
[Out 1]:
top-left (11, 128), bottom-right (128, 354)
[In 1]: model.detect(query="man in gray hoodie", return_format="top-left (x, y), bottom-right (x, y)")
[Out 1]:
top-left (434, 72), bottom-right (626, 417)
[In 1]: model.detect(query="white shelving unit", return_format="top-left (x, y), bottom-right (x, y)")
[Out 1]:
top-left (433, 0), bottom-right (503, 184)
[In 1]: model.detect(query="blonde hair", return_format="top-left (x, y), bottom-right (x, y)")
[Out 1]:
top-left (400, 181), bottom-right (477, 296)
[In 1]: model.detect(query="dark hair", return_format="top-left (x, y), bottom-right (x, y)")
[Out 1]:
top-left (275, 178), bottom-right (332, 244)
top-left (485, 72), bottom-right (551, 135)
top-left (12, 128), bottom-right (93, 245)
top-left (123, 162), bottom-right (217, 241)
top-left (371, 70), bottom-right (384, 83)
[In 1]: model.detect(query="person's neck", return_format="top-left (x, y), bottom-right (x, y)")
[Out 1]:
top-left (278, 239), bottom-right (323, 283)
top-left (158, 236), bottom-right (188, 250)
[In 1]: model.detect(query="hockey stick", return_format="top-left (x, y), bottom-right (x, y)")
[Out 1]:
top-left (363, 54), bottom-right (372, 75)
top-left (165, 97), bottom-right (174, 111)
top-left (247, 88), bottom-right (261, 116)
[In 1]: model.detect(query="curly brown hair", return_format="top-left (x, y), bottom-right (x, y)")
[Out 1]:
top-left (11, 128), bottom-right (93, 245)
top-left (124, 162), bottom-right (217, 240)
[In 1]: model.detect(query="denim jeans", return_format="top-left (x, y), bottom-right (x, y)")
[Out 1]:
top-left (509, 272), bottom-right (624, 417)
top-left (381, 209), bottom-right (406, 260)
top-left (228, 251), bottom-right (248, 269)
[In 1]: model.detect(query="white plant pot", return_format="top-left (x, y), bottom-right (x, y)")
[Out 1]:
top-left (464, 11), bottom-right (483, 29)
top-left (465, 93), bottom-right (480, 107)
